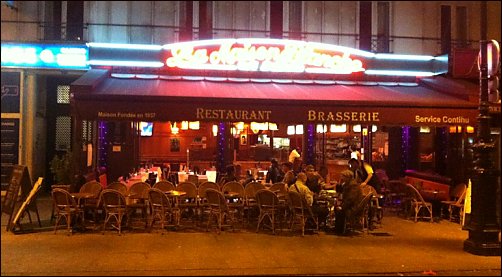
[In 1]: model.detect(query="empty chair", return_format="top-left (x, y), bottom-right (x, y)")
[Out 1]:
top-left (205, 188), bottom-right (238, 234)
top-left (78, 180), bottom-right (103, 223)
top-left (188, 175), bottom-right (199, 186)
top-left (255, 189), bottom-right (282, 234)
top-left (268, 182), bottom-right (287, 194)
top-left (101, 189), bottom-right (129, 235)
top-left (441, 183), bottom-right (467, 222)
top-left (153, 181), bottom-right (175, 193)
top-left (127, 181), bottom-right (151, 228)
top-left (176, 181), bottom-right (199, 223)
top-left (243, 181), bottom-right (266, 224)
top-left (221, 181), bottom-right (246, 221)
top-left (52, 188), bottom-right (84, 235)
top-left (287, 191), bottom-right (318, 236)
top-left (107, 181), bottom-right (128, 195)
top-left (148, 188), bottom-right (180, 233)
top-left (405, 183), bottom-right (433, 222)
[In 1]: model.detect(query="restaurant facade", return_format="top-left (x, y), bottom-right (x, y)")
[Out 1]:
top-left (1, 1), bottom-right (500, 193)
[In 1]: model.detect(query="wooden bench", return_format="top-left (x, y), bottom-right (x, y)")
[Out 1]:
top-left (404, 170), bottom-right (451, 202)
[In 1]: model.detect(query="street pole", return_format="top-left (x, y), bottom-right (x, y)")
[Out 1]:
top-left (463, 1), bottom-right (501, 256)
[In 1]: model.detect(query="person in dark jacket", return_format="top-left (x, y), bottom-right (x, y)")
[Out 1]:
top-left (266, 158), bottom-right (283, 184)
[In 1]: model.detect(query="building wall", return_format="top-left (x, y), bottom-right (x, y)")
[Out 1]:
top-left (2, 1), bottom-right (500, 54)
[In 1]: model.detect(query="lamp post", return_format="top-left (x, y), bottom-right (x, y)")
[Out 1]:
top-left (463, 1), bottom-right (501, 256)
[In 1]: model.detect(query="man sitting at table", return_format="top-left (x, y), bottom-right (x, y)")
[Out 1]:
top-left (335, 170), bottom-right (364, 234)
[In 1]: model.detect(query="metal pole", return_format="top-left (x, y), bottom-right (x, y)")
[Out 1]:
top-left (463, 1), bottom-right (501, 256)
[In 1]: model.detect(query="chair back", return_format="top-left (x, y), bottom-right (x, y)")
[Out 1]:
top-left (153, 181), bottom-right (175, 193)
top-left (79, 180), bottom-right (103, 196)
top-left (221, 181), bottom-right (244, 196)
top-left (450, 183), bottom-right (467, 203)
top-left (198, 181), bottom-right (220, 197)
top-left (406, 183), bottom-right (428, 204)
top-left (288, 190), bottom-right (305, 210)
top-left (52, 188), bottom-right (78, 211)
top-left (107, 181), bottom-right (128, 195)
top-left (177, 181), bottom-right (198, 198)
top-left (101, 189), bottom-right (127, 212)
top-left (188, 175), bottom-right (199, 186)
top-left (269, 182), bottom-right (287, 194)
top-left (205, 188), bottom-right (228, 211)
top-left (244, 181), bottom-right (266, 197)
top-left (148, 188), bottom-right (173, 211)
top-left (128, 181), bottom-right (151, 199)
top-left (256, 189), bottom-right (279, 208)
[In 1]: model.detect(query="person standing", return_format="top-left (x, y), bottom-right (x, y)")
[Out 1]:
top-left (288, 146), bottom-right (301, 163)
top-left (348, 155), bottom-right (382, 193)
top-left (281, 162), bottom-right (296, 187)
top-left (266, 158), bottom-right (283, 184)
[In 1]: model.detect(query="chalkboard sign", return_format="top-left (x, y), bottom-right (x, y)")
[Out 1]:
top-left (11, 177), bottom-right (43, 232)
top-left (1, 165), bottom-right (32, 231)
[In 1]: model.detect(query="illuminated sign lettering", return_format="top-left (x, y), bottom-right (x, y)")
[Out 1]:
top-left (1, 43), bottom-right (88, 69)
top-left (308, 110), bottom-right (380, 122)
top-left (196, 108), bottom-right (272, 121)
top-left (165, 39), bottom-right (365, 74)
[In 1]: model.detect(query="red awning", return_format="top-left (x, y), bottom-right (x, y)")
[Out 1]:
top-left (71, 70), bottom-right (478, 126)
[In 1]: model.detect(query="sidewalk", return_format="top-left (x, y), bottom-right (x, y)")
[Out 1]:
top-left (1, 193), bottom-right (500, 276)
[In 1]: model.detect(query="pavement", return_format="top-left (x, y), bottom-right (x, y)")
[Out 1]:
top-left (1, 192), bottom-right (500, 276)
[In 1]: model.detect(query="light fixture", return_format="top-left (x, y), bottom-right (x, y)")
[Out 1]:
top-left (268, 122), bottom-right (278, 131)
top-left (316, 124), bottom-right (327, 133)
top-left (287, 125), bottom-right (295, 135)
top-left (212, 124), bottom-right (218, 136)
top-left (419, 126), bottom-right (431, 133)
top-left (295, 124), bottom-right (303, 135)
top-left (353, 125), bottom-right (361, 132)
top-left (181, 121), bottom-right (189, 130)
top-left (466, 126), bottom-right (474, 134)
top-left (189, 121), bottom-right (200, 130)
top-left (330, 124), bottom-right (346, 133)
top-left (171, 122), bottom-right (179, 135)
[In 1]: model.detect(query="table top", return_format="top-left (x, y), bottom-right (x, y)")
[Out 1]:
top-left (165, 190), bottom-right (187, 197)
top-left (70, 192), bottom-right (97, 199)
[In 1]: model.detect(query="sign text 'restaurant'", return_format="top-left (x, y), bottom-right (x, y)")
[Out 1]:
top-left (196, 108), bottom-right (272, 121)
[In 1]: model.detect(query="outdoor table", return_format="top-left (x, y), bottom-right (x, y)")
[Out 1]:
top-left (165, 190), bottom-right (187, 206)
top-left (70, 192), bottom-right (97, 206)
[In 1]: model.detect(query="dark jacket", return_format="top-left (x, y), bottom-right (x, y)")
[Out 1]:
top-left (266, 164), bottom-right (283, 184)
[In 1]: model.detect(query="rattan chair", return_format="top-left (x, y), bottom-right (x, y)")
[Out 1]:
top-left (152, 180), bottom-right (175, 193)
top-left (441, 183), bottom-right (467, 222)
top-left (126, 181), bottom-right (151, 228)
top-left (345, 192), bottom-right (373, 234)
top-left (107, 181), bottom-right (128, 195)
top-left (101, 189), bottom-right (129, 235)
top-left (221, 181), bottom-right (245, 221)
top-left (243, 181), bottom-right (266, 224)
top-left (148, 188), bottom-right (180, 233)
top-left (52, 188), bottom-right (84, 235)
top-left (176, 181), bottom-right (199, 224)
top-left (405, 183), bottom-right (433, 222)
top-left (287, 191), bottom-right (318, 236)
top-left (78, 180), bottom-right (103, 223)
top-left (255, 189), bottom-right (282, 234)
top-left (205, 188), bottom-right (238, 234)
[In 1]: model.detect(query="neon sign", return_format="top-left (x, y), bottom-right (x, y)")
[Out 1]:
top-left (164, 39), bottom-right (365, 74)
top-left (1, 43), bottom-right (88, 69)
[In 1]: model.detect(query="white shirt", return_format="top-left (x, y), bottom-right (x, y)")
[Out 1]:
top-left (288, 149), bottom-right (301, 163)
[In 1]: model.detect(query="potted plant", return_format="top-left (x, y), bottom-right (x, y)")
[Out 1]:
top-left (49, 151), bottom-right (75, 185)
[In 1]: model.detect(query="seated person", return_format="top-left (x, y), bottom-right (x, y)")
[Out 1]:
top-left (335, 170), bottom-right (364, 233)
top-left (281, 162), bottom-right (296, 187)
top-left (220, 164), bottom-right (239, 185)
top-left (288, 173), bottom-right (313, 206)
top-left (305, 164), bottom-right (325, 194)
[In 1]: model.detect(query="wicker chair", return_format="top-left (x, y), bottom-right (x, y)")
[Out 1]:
top-left (176, 181), bottom-right (199, 224)
top-left (345, 192), bottom-right (373, 234)
top-left (255, 189), bottom-right (282, 234)
top-left (152, 181), bottom-right (175, 193)
top-left (78, 180), bottom-right (103, 223)
top-left (205, 188), bottom-right (238, 234)
top-left (221, 181), bottom-right (245, 221)
top-left (148, 188), bottom-right (180, 233)
top-left (287, 191), bottom-right (318, 236)
top-left (101, 189), bottom-right (129, 235)
top-left (107, 181), bottom-right (128, 195)
top-left (52, 188), bottom-right (84, 235)
top-left (243, 181), bottom-right (266, 224)
top-left (405, 183), bottom-right (433, 222)
top-left (126, 181), bottom-right (151, 228)
top-left (441, 183), bottom-right (467, 222)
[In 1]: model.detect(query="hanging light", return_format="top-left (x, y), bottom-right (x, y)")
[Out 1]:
top-left (235, 122), bottom-right (245, 132)
top-left (268, 122), bottom-right (278, 131)
top-left (212, 124), bottom-right (218, 136)
top-left (189, 121), bottom-right (200, 130)
top-left (250, 122), bottom-right (261, 134)
top-left (171, 122), bottom-right (179, 135)
top-left (330, 124), bottom-right (346, 133)
top-left (316, 124), bottom-right (327, 133)
top-left (287, 125), bottom-right (295, 135)
top-left (353, 124), bottom-right (361, 132)
top-left (181, 121), bottom-right (189, 130)
top-left (295, 124), bottom-right (303, 135)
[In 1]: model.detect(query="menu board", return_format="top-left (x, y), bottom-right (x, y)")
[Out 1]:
top-left (1, 118), bottom-right (20, 189)
top-left (1, 165), bottom-right (32, 231)
top-left (11, 177), bottom-right (43, 231)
